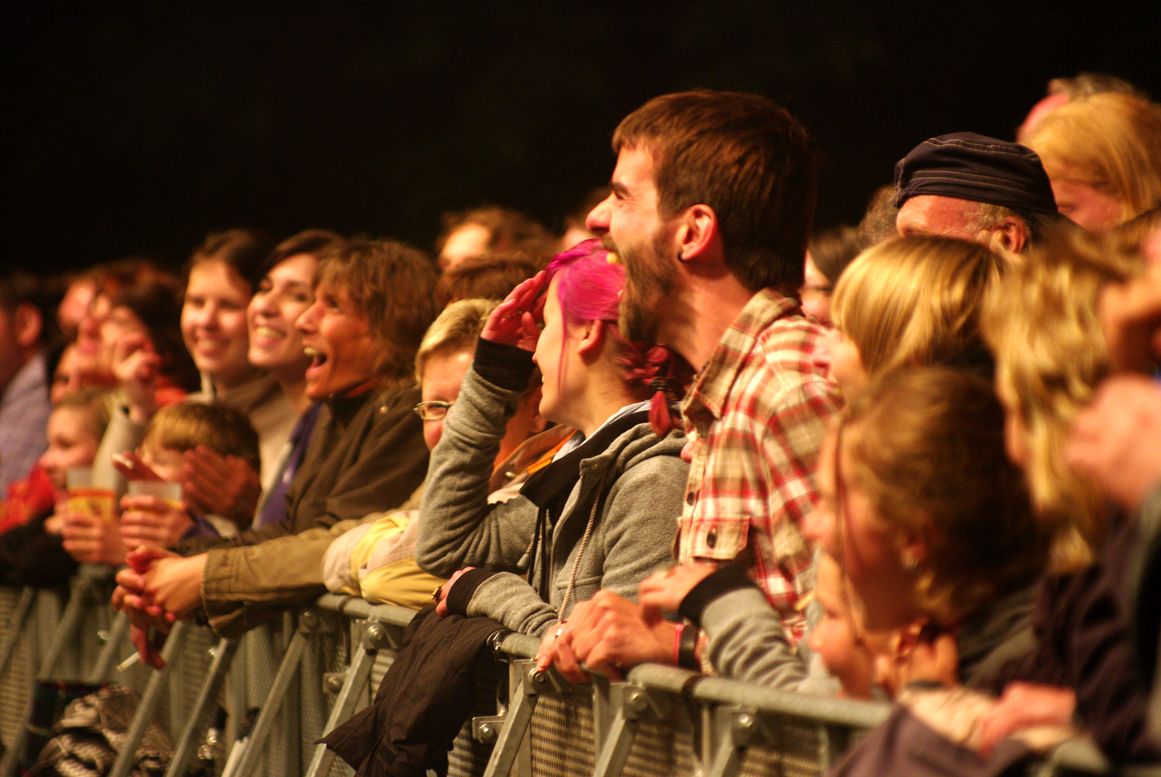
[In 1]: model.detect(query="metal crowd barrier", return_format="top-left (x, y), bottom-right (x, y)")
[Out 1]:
top-left (1, 575), bottom-right (1148, 777)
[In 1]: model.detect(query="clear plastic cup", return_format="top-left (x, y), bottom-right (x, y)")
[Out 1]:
top-left (126, 480), bottom-right (183, 509)
top-left (65, 467), bottom-right (117, 523)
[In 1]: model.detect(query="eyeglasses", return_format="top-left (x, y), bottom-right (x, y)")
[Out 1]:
top-left (413, 400), bottom-right (454, 421)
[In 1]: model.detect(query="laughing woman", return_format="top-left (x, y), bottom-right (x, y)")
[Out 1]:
top-left (114, 238), bottom-right (435, 643)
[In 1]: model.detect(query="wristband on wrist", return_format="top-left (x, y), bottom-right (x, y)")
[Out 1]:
top-left (677, 623), bottom-right (700, 670)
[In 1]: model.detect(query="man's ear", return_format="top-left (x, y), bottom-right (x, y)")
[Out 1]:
top-left (991, 216), bottom-right (1029, 254)
top-left (675, 203), bottom-right (720, 263)
top-left (13, 303), bottom-right (43, 350)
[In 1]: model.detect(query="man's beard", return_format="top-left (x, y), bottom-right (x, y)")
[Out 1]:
top-left (608, 233), bottom-right (675, 345)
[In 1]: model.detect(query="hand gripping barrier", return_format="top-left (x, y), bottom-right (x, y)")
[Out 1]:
top-left (1, 578), bottom-right (1145, 777)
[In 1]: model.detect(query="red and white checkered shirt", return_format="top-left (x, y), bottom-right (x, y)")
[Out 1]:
top-left (677, 289), bottom-right (839, 641)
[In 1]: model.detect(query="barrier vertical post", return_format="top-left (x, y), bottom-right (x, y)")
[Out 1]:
top-left (164, 636), bottom-right (239, 777)
top-left (106, 621), bottom-right (191, 777)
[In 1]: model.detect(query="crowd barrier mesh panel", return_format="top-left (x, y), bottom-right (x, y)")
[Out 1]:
top-left (529, 689), bottom-right (597, 777)
top-left (0, 587), bottom-right (35, 752)
top-left (737, 718), bottom-right (832, 777)
top-left (623, 709), bottom-right (697, 777)
top-left (3, 578), bottom-right (1135, 777)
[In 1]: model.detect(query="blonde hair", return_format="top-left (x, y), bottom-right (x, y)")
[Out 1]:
top-left (1025, 93), bottom-right (1161, 224)
top-left (53, 389), bottom-right (114, 443)
top-left (414, 298), bottom-right (498, 382)
top-left (142, 402), bottom-right (261, 474)
top-left (981, 230), bottom-right (1144, 569)
top-left (831, 235), bottom-right (1002, 379)
top-left (841, 367), bottom-right (1047, 625)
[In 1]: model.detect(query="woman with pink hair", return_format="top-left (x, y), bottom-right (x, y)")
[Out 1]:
top-left (417, 239), bottom-right (690, 637)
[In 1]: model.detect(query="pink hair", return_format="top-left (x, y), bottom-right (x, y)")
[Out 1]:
top-left (544, 238), bottom-right (623, 327)
top-left (542, 239), bottom-right (690, 434)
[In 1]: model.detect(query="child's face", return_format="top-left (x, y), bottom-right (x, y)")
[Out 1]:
top-left (38, 406), bottom-right (101, 491)
top-left (808, 555), bottom-right (876, 699)
top-left (140, 443), bottom-right (186, 483)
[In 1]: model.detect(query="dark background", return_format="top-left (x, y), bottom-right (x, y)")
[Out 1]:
top-left (8, 4), bottom-right (1161, 274)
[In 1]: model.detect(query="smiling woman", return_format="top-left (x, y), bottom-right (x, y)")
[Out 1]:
top-left (247, 230), bottom-right (344, 411)
top-left (181, 230), bottom-right (271, 392)
top-left (90, 229), bottom-right (303, 535)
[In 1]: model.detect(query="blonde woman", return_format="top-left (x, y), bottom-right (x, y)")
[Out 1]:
top-left (823, 234), bottom-right (1002, 399)
top-left (981, 230), bottom-right (1143, 568)
top-left (1024, 93), bottom-right (1161, 233)
top-left (980, 230), bottom-right (1157, 763)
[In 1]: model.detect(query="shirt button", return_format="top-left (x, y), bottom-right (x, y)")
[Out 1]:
top-left (706, 528), bottom-right (717, 548)
top-left (686, 490), bottom-right (697, 505)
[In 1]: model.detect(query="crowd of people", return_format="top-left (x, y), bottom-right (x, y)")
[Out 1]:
top-left (2, 74), bottom-right (1160, 775)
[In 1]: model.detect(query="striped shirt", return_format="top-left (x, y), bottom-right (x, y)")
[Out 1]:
top-left (677, 289), bottom-right (839, 641)
top-left (0, 352), bottom-right (50, 494)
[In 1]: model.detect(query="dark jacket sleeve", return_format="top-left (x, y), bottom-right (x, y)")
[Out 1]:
top-left (996, 515), bottom-right (1161, 763)
top-left (196, 385), bottom-right (429, 636)
top-left (0, 515), bottom-right (79, 588)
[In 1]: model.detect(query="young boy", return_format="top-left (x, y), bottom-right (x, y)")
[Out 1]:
top-left (117, 402), bottom-right (260, 549)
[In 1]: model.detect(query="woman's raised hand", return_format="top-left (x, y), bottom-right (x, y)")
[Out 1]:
top-left (482, 272), bottom-right (547, 351)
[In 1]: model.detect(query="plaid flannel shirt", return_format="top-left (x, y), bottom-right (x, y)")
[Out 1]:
top-left (677, 290), bottom-right (839, 641)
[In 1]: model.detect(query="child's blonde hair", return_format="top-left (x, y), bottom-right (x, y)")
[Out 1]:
top-left (142, 402), bottom-right (260, 474)
top-left (53, 389), bottom-right (114, 442)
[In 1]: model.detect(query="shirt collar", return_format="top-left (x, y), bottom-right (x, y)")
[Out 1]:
top-left (682, 289), bottom-right (797, 422)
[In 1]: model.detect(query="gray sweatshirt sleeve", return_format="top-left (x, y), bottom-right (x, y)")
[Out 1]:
top-left (416, 366), bottom-right (537, 577)
top-left (698, 584), bottom-right (808, 690)
top-left (465, 448), bottom-right (686, 637)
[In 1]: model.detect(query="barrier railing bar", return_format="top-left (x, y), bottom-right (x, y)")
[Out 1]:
top-left (164, 636), bottom-right (238, 777)
top-left (283, 613), bottom-right (305, 777)
top-left (220, 618), bottom-right (310, 777)
top-left (106, 620), bottom-right (191, 777)
top-left (314, 593), bottom-right (418, 630)
top-left (664, 671), bottom-right (892, 729)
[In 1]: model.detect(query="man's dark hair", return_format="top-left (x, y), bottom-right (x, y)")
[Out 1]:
top-left (436, 207), bottom-right (556, 265)
top-left (613, 90), bottom-right (817, 295)
top-left (0, 264), bottom-right (56, 347)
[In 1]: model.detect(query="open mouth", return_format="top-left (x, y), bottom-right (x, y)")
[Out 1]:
top-left (304, 346), bottom-right (328, 371)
